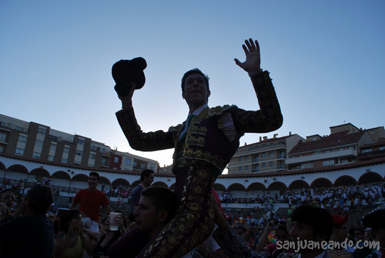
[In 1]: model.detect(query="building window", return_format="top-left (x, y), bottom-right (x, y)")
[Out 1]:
top-left (262, 163), bottom-right (266, 168)
top-left (101, 158), bottom-right (107, 166)
top-left (18, 135), bottom-right (27, 143)
top-left (15, 148), bottom-right (24, 155)
top-left (269, 161), bottom-right (274, 167)
top-left (140, 163), bottom-right (145, 169)
top-left (35, 140), bottom-right (44, 147)
top-left (133, 161), bottom-right (138, 168)
top-left (48, 155), bottom-right (54, 161)
top-left (262, 153), bottom-right (266, 158)
top-left (91, 145), bottom-right (96, 150)
top-left (322, 160), bottom-right (335, 166)
top-left (302, 163), bottom-right (314, 169)
top-left (38, 128), bottom-right (46, 135)
top-left (245, 156), bottom-right (249, 161)
top-left (114, 157), bottom-right (119, 163)
top-left (76, 151), bottom-right (82, 156)
top-left (50, 144), bottom-right (56, 152)
top-left (15, 126), bottom-right (24, 132)
top-left (125, 159), bottom-right (131, 166)
top-left (245, 165), bottom-right (249, 170)
top-left (239, 166), bottom-right (243, 171)
top-left (89, 153), bottom-right (95, 159)
top-left (78, 139), bottom-right (85, 145)
top-left (63, 147), bottom-right (70, 153)
top-left (32, 152), bottom-right (41, 159)
top-left (0, 133), bottom-right (7, 142)
top-left (61, 158), bottom-right (67, 163)
top-left (269, 152), bottom-right (274, 157)
top-left (238, 157), bottom-right (243, 162)
top-left (362, 149), bottom-right (372, 154)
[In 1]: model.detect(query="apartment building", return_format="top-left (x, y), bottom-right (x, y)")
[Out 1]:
top-left (286, 123), bottom-right (384, 170)
top-left (227, 123), bottom-right (385, 175)
top-left (227, 133), bottom-right (304, 174)
top-left (0, 113), bottom-right (159, 172)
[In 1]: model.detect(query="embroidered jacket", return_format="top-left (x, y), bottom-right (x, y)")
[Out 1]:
top-left (116, 71), bottom-right (283, 175)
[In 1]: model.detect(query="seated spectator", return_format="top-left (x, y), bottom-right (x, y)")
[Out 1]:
top-left (0, 189), bottom-right (16, 222)
top-left (53, 210), bottom-right (97, 258)
top-left (107, 186), bottom-right (226, 257)
top-left (106, 187), bottom-right (177, 258)
top-left (212, 205), bottom-right (334, 258)
top-left (86, 210), bottom-right (127, 258)
top-left (0, 184), bottom-right (55, 258)
top-left (327, 214), bottom-right (353, 257)
top-left (256, 222), bottom-right (291, 257)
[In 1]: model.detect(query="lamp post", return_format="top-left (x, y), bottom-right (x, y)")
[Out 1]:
top-left (246, 191), bottom-right (248, 207)
top-left (68, 179), bottom-right (72, 194)
top-left (2, 172), bottom-right (6, 186)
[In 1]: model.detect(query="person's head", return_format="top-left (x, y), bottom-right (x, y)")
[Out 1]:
top-left (140, 169), bottom-right (154, 187)
top-left (0, 203), bottom-right (9, 222)
top-left (0, 189), bottom-right (16, 209)
top-left (276, 224), bottom-right (290, 242)
top-left (57, 210), bottom-right (82, 233)
top-left (289, 206), bottom-right (333, 255)
top-left (88, 171), bottom-right (100, 191)
top-left (355, 228), bottom-right (365, 241)
top-left (181, 69), bottom-right (211, 112)
top-left (331, 214), bottom-right (349, 242)
top-left (362, 209), bottom-right (385, 243)
top-left (133, 186), bottom-right (177, 238)
top-left (20, 184), bottom-right (54, 216)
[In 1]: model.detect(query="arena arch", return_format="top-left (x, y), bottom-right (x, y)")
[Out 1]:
top-left (289, 180), bottom-right (310, 190)
top-left (152, 181), bottom-right (168, 188)
top-left (72, 174), bottom-right (89, 182)
top-left (99, 176), bottom-right (112, 186)
top-left (51, 171), bottom-right (71, 181)
top-left (227, 183), bottom-right (246, 192)
top-left (310, 178), bottom-right (333, 189)
top-left (7, 164), bottom-right (28, 175)
top-left (131, 180), bottom-right (141, 188)
top-left (213, 183), bottom-right (226, 192)
top-left (358, 172), bottom-right (384, 185)
top-left (267, 181), bottom-right (287, 194)
top-left (334, 175), bottom-right (357, 187)
top-left (30, 167), bottom-right (51, 181)
top-left (111, 178), bottom-right (130, 187)
top-left (0, 161), bottom-right (6, 171)
top-left (247, 182), bottom-right (266, 192)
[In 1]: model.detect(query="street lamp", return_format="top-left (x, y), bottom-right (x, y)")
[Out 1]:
top-left (2, 172), bottom-right (6, 186)
top-left (246, 191), bottom-right (248, 207)
top-left (68, 179), bottom-right (72, 194)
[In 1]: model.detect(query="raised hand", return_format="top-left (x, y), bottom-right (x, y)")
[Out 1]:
top-left (234, 38), bottom-right (262, 76)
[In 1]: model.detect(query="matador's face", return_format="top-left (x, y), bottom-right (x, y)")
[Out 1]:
top-left (182, 73), bottom-right (210, 111)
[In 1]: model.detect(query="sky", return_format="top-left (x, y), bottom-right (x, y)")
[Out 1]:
top-left (1, 1), bottom-right (384, 168)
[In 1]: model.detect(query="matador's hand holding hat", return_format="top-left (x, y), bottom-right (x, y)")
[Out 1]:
top-left (112, 57), bottom-right (147, 97)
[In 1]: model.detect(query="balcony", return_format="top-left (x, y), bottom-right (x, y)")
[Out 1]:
top-left (286, 148), bottom-right (357, 165)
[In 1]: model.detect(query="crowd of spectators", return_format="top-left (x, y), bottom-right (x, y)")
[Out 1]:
top-left (1, 177), bottom-right (384, 257)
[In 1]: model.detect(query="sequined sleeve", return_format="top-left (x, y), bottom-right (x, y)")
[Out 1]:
top-left (231, 71), bottom-right (283, 134)
top-left (116, 107), bottom-right (180, 151)
top-left (213, 225), bottom-right (271, 258)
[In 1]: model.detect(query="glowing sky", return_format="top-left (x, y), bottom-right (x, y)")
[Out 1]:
top-left (1, 1), bottom-right (384, 167)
